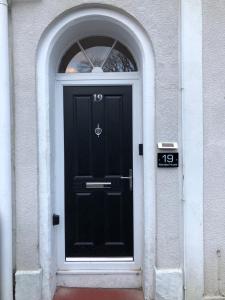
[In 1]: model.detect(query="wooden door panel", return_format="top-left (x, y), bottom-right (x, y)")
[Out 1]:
top-left (104, 192), bottom-right (124, 245)
top-left (75, 97), bottom-right (92, 175)
top-left (64, 86), bottom-right (133, 258)
top-left (105, 96), bottom-right (122, 174)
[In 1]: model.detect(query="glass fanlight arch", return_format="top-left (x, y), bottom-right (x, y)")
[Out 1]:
top-left (58, 36), bottom-right (138, 73)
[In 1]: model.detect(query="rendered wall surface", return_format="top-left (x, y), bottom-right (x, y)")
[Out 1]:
top-left (203, 1), bottom-right (225, 297)
top-left (11, 0), bottom-right (225, 298)
top-left (11, 0), bottom-right (180, 279)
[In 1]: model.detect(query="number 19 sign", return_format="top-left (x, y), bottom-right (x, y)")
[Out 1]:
top-left (157, 153), bottom-right (179, 168)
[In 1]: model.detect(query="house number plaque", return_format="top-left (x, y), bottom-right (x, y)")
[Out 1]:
top-left (157, 153), bottom-right (179, 168)
top-left (93, 93), bottom-right (103, 102)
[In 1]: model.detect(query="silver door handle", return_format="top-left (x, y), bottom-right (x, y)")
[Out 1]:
top-left (120, 169), bottom-right (133, 191)
top-left (86, 182), bottom-right (111, 189)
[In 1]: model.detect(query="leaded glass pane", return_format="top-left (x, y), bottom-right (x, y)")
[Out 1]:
top-left (58, 36), bottom-right (138, 73)
top-left (102, 42), bottom-right (137, 72)
top-left (80, 36), bottom-right (114, 67)
top-left (66, 50), bottom-right (92, 73)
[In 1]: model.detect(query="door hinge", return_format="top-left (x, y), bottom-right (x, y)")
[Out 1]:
top-left (139, 144), bottom-right (143, 156)
top-left (53, 214), bottom-right (60, 226)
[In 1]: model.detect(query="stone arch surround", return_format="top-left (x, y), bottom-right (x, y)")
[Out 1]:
top-left (36, 5), bottom-right (155, 300)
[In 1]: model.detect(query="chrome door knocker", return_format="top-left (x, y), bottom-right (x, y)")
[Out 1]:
top-left (95, 123), bottom-right (102, 138)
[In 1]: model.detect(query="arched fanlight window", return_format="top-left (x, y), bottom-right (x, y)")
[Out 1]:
top-left (58, 36), bottom-right (138, 73)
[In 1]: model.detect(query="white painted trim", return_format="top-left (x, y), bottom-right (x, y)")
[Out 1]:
top-left (57, 269), bottom-right (139, 274)
top-left (0, 1), bottom-right (13, 300)
top-left (56, 72), bottom-right (140, 81)
top-left (181, 0), bottom-right (204, 299)
top-left (37, 7), bottom-right (155, 300)
top-left (54, 78), bottom-right (143, 274)
top-left (65, 257), bottom-right (134, 262)
top-left (155, 269), bottom-right (183, 300)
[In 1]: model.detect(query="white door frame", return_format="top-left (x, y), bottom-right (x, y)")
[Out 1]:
top-left (54, 73), bottom-right (143, 277)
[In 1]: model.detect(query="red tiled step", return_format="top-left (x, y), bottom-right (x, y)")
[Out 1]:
top-left (53, 288), bottom-right (144, 300)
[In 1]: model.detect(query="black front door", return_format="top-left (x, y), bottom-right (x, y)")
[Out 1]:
top-left (64, 86), bottom-right (133, 258)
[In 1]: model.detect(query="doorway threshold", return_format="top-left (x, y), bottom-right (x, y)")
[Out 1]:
top-left (53, 288), bottom-right (144, 300)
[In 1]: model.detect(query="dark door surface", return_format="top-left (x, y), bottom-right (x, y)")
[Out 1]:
top-left (64, 86), bottom-right (133, 258)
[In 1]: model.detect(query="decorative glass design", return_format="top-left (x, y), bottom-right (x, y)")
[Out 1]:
top-left (58, 36), bottom-right (137, 73)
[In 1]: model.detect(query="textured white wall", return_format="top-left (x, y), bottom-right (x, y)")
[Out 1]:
top-left (203, 1), bottom-right (225, 297)
top-left (11, 0), bottom-right (180, 274)
top-left (11, 0), bottom-right (225, 297)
